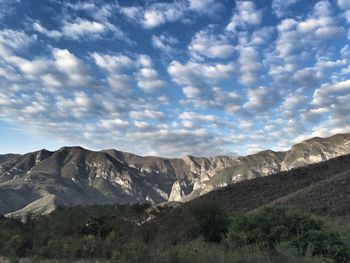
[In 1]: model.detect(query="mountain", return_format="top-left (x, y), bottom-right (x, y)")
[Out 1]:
top-left (143, 152), bottom-right (350, 247)
top-left (1, 133), bottom-right (350, 217)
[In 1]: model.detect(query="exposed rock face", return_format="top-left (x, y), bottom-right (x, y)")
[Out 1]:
top-left (1, 133), bottom-right (350, 216)
top-left (281, 134), bottom-right (350, 170)
top-left (168, 181), bottom-right (190, 202)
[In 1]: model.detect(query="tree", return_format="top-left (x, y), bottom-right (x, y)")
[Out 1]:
top-left (191, 204), bottom-right (229, 242)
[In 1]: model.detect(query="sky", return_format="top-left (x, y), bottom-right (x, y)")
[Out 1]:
top-left (0, 0), bottom-right (349, 157)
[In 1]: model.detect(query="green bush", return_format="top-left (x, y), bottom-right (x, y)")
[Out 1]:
top-left (225, 207), bottom-right (349, 262)
top-left (190, 204), bottom-right (229, 242)
top-left (0, 205), bottom-right (348, 262)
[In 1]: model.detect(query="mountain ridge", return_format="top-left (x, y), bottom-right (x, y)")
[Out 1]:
top-left (1, 133), bottom-right (350, 217)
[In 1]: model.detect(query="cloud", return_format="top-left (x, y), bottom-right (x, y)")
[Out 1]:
top-left (281, 94), bottom-right (308, 116)
top-left (65, 1), bottom-right (114, 22)
top-left (337, 0), bottom-right (350, 22)
top-left (152, 34), bottom-right (178, 54)
top-left (119, 0), bottom-right (223, 29)
top-left (272, 0), bottom-right (300, 17)
top-left (91, 52), bottom-right (134, 93)
top-left (33, 18), bottom-right (126, 41)
top-left (136, 68), bottom-right (165, 92)
top-left (244, 86), bottom-right (280, 113)
top-left (136, 55), bottom-right (165, 93)
top-left (125, 128), bottom-right (232, 157)
top-left (91, 53), bottom-right (133, 73)
top-left (120, 1), bottom-right (186, 29)
top-left (179, 111), bottom-right (217, 122)
top-left (338, 0), bottom-right (350, 9)
top-left (238, 46), bottom-right (262, 85)
top-left (0, 29), bottom-right (37, 50)
top-left (312, 79), bottom-right (350, 106)
top-left (99, 118), bottom-right (129, 129)
top-left (0, 0), bottom-right (20, 20)
top-left (226, 1), bottom-right (262, 31)
top-left (53, 48), bottom-right (93, 87)
top-left (33, 22), bottom-right (62, 39)
top-left (273, 2), bottom-right (345, 62)
top-left (130, 109), bottom-right (164, 120)
top-left (188, 0), bottom-right (223, 15)
top-left (167, 59), bottom-right (240, 112)
top-left (188, 28), bottom-right (234, 59)
top-left (61, 19), bottom-right (106, 39)
top-left (0, 1), bottom-right (349, 158)
top-left (168, 60), bottom-right (235, 86)
top-left (182, 86), bottom-right (242, 113)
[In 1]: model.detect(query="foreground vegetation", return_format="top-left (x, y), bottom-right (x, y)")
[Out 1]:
top-left (0, 204), bottom-right (349, 263)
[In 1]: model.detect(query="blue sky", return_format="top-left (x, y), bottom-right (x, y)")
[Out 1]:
top-left (0, 0), bottom-right (349, 157)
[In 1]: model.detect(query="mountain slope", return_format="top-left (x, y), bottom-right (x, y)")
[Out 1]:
top-left (1, 133), bottom-right (350, 216)
top-left (184, 153), bottom-right (350, 215)
top-left (147, 153), bottom-right (350, 243)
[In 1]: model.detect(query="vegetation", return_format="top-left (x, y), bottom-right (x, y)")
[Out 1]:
top-left (0, 205), bottom-right (348, 262)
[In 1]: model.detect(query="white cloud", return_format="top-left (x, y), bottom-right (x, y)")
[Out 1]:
top-left (134, 121), bottom-right (151, 130)
top-left (183, 86), bottom-right (202, 99)
top-left (0, 1), bottom-right (349, 158)
top-left (338, 0), bottom-right (350, 10)
top-left (239, 120), bottom-right (253, 130)
top-left (182, 85), bottom-right (242, 113)
top-left (24, 102), bottom-right (46, 115)
top-left (152, 34), bottom-right (178, 54)
top-left (136, 55), bottom-right (165, 92)
top-left (312, 79), bottom-right (350, 106)
top-left (61, 18), bottom-right (106, 39)
top-left (34, 18), bottom-right (126, 41)
top-left (91, 52), bottom-right (134, 93)
top-left (281, 94), bottom-right (308, 116)
top-left (272, 0), bottom-right (300, 17)
top-left (273, 2), bottom-right (345, 62)
top-left (65, 1), bottom-right (115, 22)
top-left (121, 2), bottom-right (186, 29)
top-left (33, 22), bottom-right (61, 39)
top-left (130, 109), bottom-right (164, 120)
top-left (292, 68), bottom-right (321, 87)
top-left (0, 29), bottom-right (37, 50)
top-left (119, 0), bottom-right (223, 29)
top-left (168, 60), bottom-right (235, 87)
top-left (0, 0), bottom-right (20, 20)
top-left (55, 91), bottom-right (97, 119)
top-left (91, 53), bottom-right (133, 73)
top-left (244, 86), bottom-right (280, 112)
top-left (188, 0), bottom-right (223, 15)
top-left (226, 1), bottom-right (262, 31)
top-left (53, 48), bottom-right (93, 87)
top-left (238, 46), bottom-right (262, 85)
top-left (179, 111), bottom-right (217, 122)
top-left (189, 28), bottom-right (234, 59)
top-left (99, 118), bottom-right (129, 129)
top-left (107, 75), bottom-right (132, 93)
top-left (40, 74), bottom-right (63, 88)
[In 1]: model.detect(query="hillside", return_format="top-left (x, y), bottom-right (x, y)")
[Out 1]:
top-left (143, 153), bottom-right (350, 248)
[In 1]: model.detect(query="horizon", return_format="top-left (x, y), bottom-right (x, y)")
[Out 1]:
top-left (2, 132), bottom-right (348, 159)
top-left (0, 0), bottom-right (350, 157)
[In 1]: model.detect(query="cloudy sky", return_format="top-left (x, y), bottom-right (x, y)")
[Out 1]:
top-left (0, 0), bottom-right (349, 157)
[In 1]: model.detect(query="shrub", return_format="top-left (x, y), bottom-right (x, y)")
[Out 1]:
top-left (190, 204), bottom-right (229, 242)
top-left (225, 207), bottom-right (349, 262)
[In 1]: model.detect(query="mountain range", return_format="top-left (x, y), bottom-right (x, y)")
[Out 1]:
top-left (1, 133), bottom-right (350, 218)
